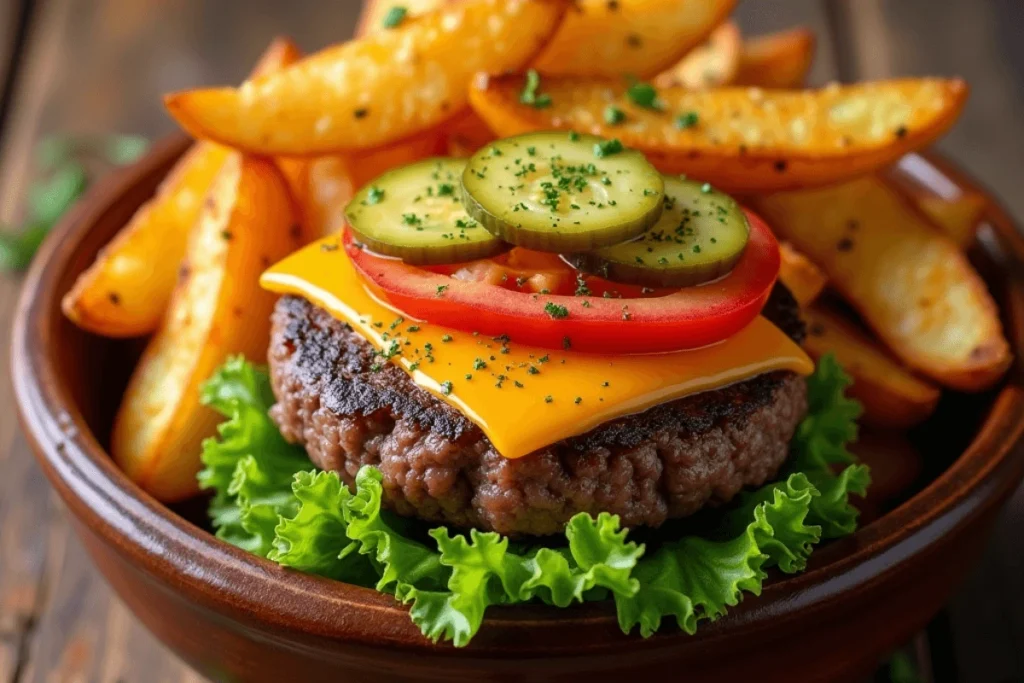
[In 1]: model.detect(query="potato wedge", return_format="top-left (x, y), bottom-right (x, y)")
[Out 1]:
top-left (655, 21), bottom-right (741, 90)
top-left (112, 156), bottom-right (301, 501)
top-left (734, 28), bottom-right (817, 89)
top-left (804, 306), bottom-right (941, 428)
top-left (913, 193), bottom-right (988, 247)
top-left (63, 37), bottom-right (302, 337)
top-left (469, 75), bottom-right (969, 192)
top-left (778, 241), bottom-right (827, 307)
top-left (532, 0), bottom-right (736, 78)
top-left (754, 176), bottom-right (1011, 391)
top-left (62, 143), bottom-right (230, 336)
top-left (164, 0), bottom-right (571, 156)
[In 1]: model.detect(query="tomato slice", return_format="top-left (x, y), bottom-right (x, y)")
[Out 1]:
top-left (345, 209), bottom-right (781, 354)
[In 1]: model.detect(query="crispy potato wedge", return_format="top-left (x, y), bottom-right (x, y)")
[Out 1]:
top-left (754, 176), bottom-right (1011, 391)
top-left (778, 241), bottom-right (827, 307)
top-left (532, 0), bottom-right (736, 78)
top-left (913, 193), bottom-right (988, 247)
top-left (655, 21), bottom-right (741, 90)
top-left (63, 38), bottom-right (302, 337)
top-left (62, 143), bottom-right (230, 336)
top-left (164, 0), bottom-right (570, 156)
top-left (734, 28), bottom-right (817, 89)
top-left (804, 306), bottom-right (941, 428)
top-left (470, 75), bottom-right (969, 192)
top-left (112, 156), bottom-right (301, 501)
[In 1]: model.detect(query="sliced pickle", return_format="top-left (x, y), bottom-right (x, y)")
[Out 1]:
top-left (566, 176), bottom-right (750, 288)
top-left (461, 132), bottom-right (664, 252)
top-left (345, 158), bottom-right (508, 265)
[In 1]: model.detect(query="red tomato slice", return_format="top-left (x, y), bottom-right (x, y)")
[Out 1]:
top-left (345, 209), bottom-right (781, 354)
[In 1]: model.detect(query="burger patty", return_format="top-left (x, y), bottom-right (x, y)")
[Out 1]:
top-left (268, 287), bottom-right (808, 536)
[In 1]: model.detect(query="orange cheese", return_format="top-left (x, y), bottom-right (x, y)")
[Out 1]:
top-left (261, 238), bottom-right (814, 459)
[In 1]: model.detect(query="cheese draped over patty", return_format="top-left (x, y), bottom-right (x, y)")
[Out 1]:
top-left (261, 238), bottom-right (813, 459)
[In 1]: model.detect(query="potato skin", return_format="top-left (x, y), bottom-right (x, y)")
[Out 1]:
top-left (111, 156), bottom-right (302, 501)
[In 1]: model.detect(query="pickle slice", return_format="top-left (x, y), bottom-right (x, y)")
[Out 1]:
top-left (566, 176), bottom-right (750, 288)
top-left (461, 132), bottom-right (664, 252)
top-left (345, 158), bottom-right (508, 265)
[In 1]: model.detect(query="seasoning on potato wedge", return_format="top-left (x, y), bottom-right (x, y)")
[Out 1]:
top-left (62, 37), bottom-right (302, 337)
top-left (356, 0), bottom-right (448, 36)
top-left (734, 28), bottom-right (817, 89)
top-left (469, 75), bottom-right (968, 192)
top-left (532, 0), bottom-right (736, 78)
top-left (656, 21), bottom-right (741, 90)
top-left (165, 0), bottom-right (571, 156)
top-left (912, 192), bottom-right (988, 247)
top-left (754, 176), bottom-right (1011, 391)
top-left (804, 306), bottom-right (941, 428)
top-left (778, 241), bottom-right (827, 307)
top-left (112, 156), bottom-right (301, 501)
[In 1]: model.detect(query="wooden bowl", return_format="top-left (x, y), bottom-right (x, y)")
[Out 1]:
top-left (12, 136), bottom-right (1024, 683)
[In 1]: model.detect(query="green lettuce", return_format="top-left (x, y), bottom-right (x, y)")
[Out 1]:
top-left (198, 353), bottom-right (867, 646)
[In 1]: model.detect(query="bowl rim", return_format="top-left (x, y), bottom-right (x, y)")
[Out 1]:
top-left (11, 135), bottom-right (1024, 656)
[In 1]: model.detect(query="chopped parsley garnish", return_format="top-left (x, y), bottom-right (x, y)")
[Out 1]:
top-left (544, 395), bottom-right (554, 404)
top-left (473, 358), bottom-right (487, 370)
top-left (604, 106), bottom-right (626, 125)
top-left (675, 111), bottom-right (699, 129)
top-left (544, 302), bottom-right (569, 319)
top-left (440, 381), bottom-right (454, 396)
top-left (594, 138), bottom-right (624, 158)
top-left (402, 213), bottom-right (422, 226)
top-left (435, 284), bottom-right (448, 297)
top-left (574, 275), bottom-right (591, 297)
top-left (519, 69), bottom-right (552, 108)
top-left (626, 81), bottom-right (661, 110)
top-left (568, 131), bottom-right (580, 141)
top-left (366, 186), bottom-right (385, 204)
top-left (441, 334), bottom-right (453, 343)
top-left (381, 5), bottom-right (408, 28)
top-left (574, 396), bottom-right (583, 405)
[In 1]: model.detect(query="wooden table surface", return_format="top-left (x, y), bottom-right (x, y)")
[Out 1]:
top-left (1, 1), bottom-right (1022, 681)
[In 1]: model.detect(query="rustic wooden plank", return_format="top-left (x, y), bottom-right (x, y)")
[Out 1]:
top-left (0, 1), bottom-right (360, 681)
top-left (829, 1), bottom-right (1024, 681)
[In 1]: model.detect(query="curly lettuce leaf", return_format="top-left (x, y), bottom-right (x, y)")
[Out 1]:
top-left (197, 357), bottom-right (312, 556)
top-left (791, 352), bottom-right (863, 470)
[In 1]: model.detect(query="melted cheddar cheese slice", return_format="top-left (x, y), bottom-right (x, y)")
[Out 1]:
top-left (261, 238), bottom-right (813, 459)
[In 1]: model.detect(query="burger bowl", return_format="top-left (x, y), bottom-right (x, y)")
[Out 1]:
top-left (12, 135), bottom-right (1024, 683)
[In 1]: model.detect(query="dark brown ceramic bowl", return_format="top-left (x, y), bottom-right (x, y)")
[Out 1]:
top-left (12, 136), bottom-right (1024, 683)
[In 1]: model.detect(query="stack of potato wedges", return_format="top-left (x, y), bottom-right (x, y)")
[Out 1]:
top-left (62, 0), bottom-right (1009, 501)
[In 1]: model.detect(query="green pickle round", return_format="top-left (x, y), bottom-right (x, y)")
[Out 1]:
top-left (566, 176), bottom-right (750, 288)
top-left (461, 132), bottom-right (665, 252)
top-left (344, 158), bottom-right (507, 265)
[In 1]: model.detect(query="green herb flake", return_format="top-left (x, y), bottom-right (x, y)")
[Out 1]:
top-left (674, 111), bottom-right (699, 130)
top-left (519, 69), bottom-right (552, 109)
top-left (626, 81), bottom-right (661, 110)
top-left (604, 106), bottom-right (626, 125)
top-left (594, 139), bottom-right (624, 158)
top-left (381, 5), bottom-right (408, 28)
top-left (440, 380), bottom-right (454, 396)
top-left (544, 302), bottom-right (570, 319)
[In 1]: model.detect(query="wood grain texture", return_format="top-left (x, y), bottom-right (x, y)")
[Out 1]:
top-left (831, 1), bottom-right (1024, 681)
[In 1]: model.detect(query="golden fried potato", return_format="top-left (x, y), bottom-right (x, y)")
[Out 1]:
top-left (778, 241), bottom-right (827, 307)
top-left (164, 0), bottom-right (571, 155)
top-left (804, 306), bottom-right (941, 428)
top-left (754, 176), bottom-right (1011, 391)
top-left (63, 37), bottom-right (302, 337)
top-left (913, 193), bottom-right (988, 247)
top-left (62, 143), bottom-right (230, 336)
top-left (470, 75), bottom-right (968, 192)
top-left (532, 0), bottom-right (736, 78)
top-left (655, 21), bottom-right (741, 90)
top-left (112, 156), bottom-right (301, 501)
top-left (734, 28), bottom-right (817, 89)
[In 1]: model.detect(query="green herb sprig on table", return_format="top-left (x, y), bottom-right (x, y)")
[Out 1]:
top-left (0, 134), bottom-right (148, 272)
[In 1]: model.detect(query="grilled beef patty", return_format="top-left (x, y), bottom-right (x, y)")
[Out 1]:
top-left (268, 287), bottom-right (808, 536)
